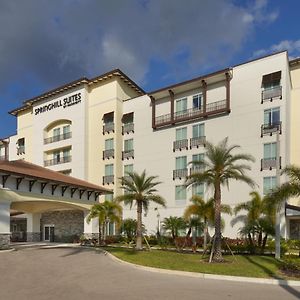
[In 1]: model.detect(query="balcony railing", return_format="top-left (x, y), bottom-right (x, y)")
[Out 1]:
top-left (190, 136), bottom-right (206, 149)
top-left (261, 157), bottom-right (281, 170)
top-left (261, 122), bottom-right (282, 137)
top-left (122, 123), bottom-right (134, 135)
top-left (261, 86), bottom-right (282, 103)
top-left (122, 150), bottom-right (134, 160)
top-left (190, 166), bottom-right (205, 175)
top-left (17, 146), bottom-right (25, 155)
top-left (173, 139), bottom-right (188, 152)
top-left (103, 123), bottom-right (115, 135)
top-left (103, 149), bottom-right (114, 160)
top-left (103, 175), bottom-right (114, 185)
top-left (44, 132), bottom-right (72, 145)
top-left (44, 155), bottom-right (72, 167)
top-left (155, 99), bottom-right (227, 127)
top-left (173, 168), bottom-right (188, 180)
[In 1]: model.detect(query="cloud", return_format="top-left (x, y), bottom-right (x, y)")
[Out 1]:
top-left (252, 40), bottom-right (300, 59)
top-left (0, 0), bottom-right (278, 103)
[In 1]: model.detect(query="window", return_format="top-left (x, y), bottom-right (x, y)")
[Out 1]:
top-left (264, 107), bottom-right (280, 125)
top-left (122, 112), bottom-right (134, 124)
top-left (263, 177), bottom-right (276, 195)
top-left (192, 184), bottom-right (204, 196)
top-left (53, 128), bottom-right (60, 137)
top-left (176, 98), bottom-right (187, 112)
top-left (105, 138), bottom-right (114, 150)
top-left (192, 153), bottom-right (204, 163)
top-left (193, 94), bottom-right (202, 110)
top-left (63, 148), bottom-right (70, 158)
top-left (176, 127), bottom-right (187, 141)
top-left (124, 164), bottom-right (133, 175)
top-left (262, 71), bottom-right (281, 90)
top-left (264, 143), bottom-right (277, 160)
top-left (176, 156), bottom-right (187, 170)
top-left (175, 185), bottom-right (186, 201)
top-left (63, 125), bottom-right (70, 135)
top-left (53, 150), bottom-right (60, 162)
top-left (17, 138), bottom-right (25, 155)
top-left (124, 139), bottom-right (134, 151)
top-left (103, 112), bottom-right (114, 124)
top-left (105, 164), bottom-right (114, 176)
top-left (105, 193), bottom-right (114, 201)
top-left (192, 124), bottom-right (204, 138)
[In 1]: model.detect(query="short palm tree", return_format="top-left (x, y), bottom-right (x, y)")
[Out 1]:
top-left (162, 216), bottom-right (187, 241)
top-left (88, 200), bottom-right (122, 243)
top-left (232, 191), bottom-right (275, 253)
top-left (116, 170), bottom-right (166, 250)
top-left (184, 196), bottom-right (231, 250)
top-left (267, 165), bottom-right (300, 208)
top-left (186, 138), bottom-right (255, 262)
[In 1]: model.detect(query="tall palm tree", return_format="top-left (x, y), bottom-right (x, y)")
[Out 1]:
top-left (267, 165), bottom-right (300, 208)
top-left (116, 170), bottom-right (166, 250)
top-left (186, 138), bottom-right (255, 262)
top-left (232, 191), bottom-right (275, 253)
top-left (88, 200), bottom-right (122, 243)
top-left (162, 216), bottom-right (187, 241)
top-left (184, 196), bottom-right (231, 250)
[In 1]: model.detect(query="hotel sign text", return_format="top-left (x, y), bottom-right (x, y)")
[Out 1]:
top-left (34, 93), bottom-right (82, 115)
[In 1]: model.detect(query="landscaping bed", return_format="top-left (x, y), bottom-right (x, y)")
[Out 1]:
top-left (104, 246), bottom-right (300, 280)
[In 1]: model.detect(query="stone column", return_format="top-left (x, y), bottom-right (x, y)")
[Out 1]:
top-left (0, 201), bottom-right (11, 249)
top-left (27, 213), bottom-right (41, 242)
top-left (83, 210), bottom-right (99, 240)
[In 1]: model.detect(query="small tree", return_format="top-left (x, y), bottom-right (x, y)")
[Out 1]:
top-left (231, 191), bottom-right (275, 253)
top-left (88, 200), bottom-right (122, 243)
top-left (184, 196), bottom-right (231, 250)
top-left (116, 170), bottom-right (166, 250)
top-left (162, 216), bottom-right (187, 242)
top-left (121, 218), bottom-right (145, 241)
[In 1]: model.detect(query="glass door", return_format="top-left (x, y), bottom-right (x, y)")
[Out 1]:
top-left (44, 225), bottom-right (55, 242)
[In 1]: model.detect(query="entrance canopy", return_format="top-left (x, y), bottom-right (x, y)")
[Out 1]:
top-left (0, 160), bottom-right (112, 213)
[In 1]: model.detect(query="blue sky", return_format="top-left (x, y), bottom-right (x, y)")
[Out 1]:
top-left (0, 0), bottom-right (299, 138)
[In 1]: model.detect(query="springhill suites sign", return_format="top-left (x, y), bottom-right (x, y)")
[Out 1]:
top-left (34, 92), bottom-right (82, 115)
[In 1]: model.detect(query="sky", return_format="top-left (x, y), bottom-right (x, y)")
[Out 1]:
top-left (0, 0), bottom-right (299, 138)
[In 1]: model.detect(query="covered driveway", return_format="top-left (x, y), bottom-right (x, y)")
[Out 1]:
top-left (0, 160), bottom-right (112, 248)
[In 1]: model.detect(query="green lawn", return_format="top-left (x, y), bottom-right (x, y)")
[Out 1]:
top-left (105, 247), bottom-right (300, 280)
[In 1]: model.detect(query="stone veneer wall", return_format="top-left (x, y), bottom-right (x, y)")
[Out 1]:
top-left (0, 234), bottom-right (10, 249)
top-left (41, 210), bottom-right (84, 242)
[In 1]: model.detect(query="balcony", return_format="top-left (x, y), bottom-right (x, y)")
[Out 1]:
top-left (173, 139), bottom-right (188, 152)
top-left (122, 123), bottom-right (134, 135)
top-left (261, 122), bottom-right (282, 137)
top-left (122, 150), bottom-right (134, 160)
top-left (103, 149), bottom-right (114, 160)
top-left (44, 155), bottom-right (72, 167)
top-left (103, 123), bottom-right (115, 135)
top-left (155, 99), bottom-right (227, 127)
top-left (261, 86), bottom-right (282, 103)
top-left (103, 175), bottom-right (114, 185)
top-left (173, 168), bottom-right (188, 180)
top-left (190, 136), bottom-right (206, 149)
top-left (17, 146), bottom-right (25, 155)
top-left (190, 166), bottom-right (205, 175)
top-left (44, 132), bottom-right (72, 145)
top-left (261, 157), bottom-right (281, 171)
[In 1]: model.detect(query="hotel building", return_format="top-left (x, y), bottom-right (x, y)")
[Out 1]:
top-left (1, 50), bottom-right (300, 245)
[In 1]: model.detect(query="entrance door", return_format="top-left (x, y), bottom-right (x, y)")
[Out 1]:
top-left (44, 225), bottom-right (55, 242)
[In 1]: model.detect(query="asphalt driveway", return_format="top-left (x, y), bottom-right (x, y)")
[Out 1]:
top-left (0, 245), bottom-right (299, 300)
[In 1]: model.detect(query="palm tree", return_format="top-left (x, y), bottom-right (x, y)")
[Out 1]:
top-left (162, 216), bottom-right (187, 241)
top-left (232, 191), bottom-right (275, 253)
top-left (186, 138), bottom-right (255, 262)
top-left (116, 170), bottom-right (166, 250)
top-left (88, 200), bottom-right (122, 243)
top-left (184, 196), bottom-right (231, 250)
top-left (267, 165), bottom-right (300, 208)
